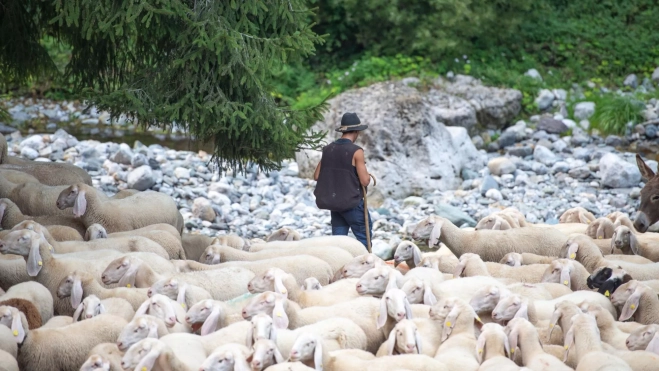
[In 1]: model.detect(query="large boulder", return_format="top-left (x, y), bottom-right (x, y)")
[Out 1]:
top-left (599, 153), bottom-right (641, 188)
top-left (296, 81), bottom-right (487, 202)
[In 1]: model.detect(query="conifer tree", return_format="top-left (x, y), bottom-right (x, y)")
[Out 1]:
top-left (0, 0), bottom-right (327, 173)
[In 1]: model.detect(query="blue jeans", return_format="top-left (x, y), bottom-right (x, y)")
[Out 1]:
top-left (331, 200), bottom-right (372, 249)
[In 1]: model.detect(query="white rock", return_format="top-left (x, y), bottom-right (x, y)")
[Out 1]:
top-left (599, 153), bottom-right (641, 188)
top-left (533, 145), bottom-right (557, 166)
top-left (652, 67), bottom-right (659, 84)
top-left (174, 167), bottom-right (190, 179)
top-left (552, 89), bottom-right (567, 101)
top-left (524, 69), bottom-right (543, 81)
top-left (192, 197), bottom-right (216, 222)
top-left (20, 147), bottom-right (39, 160)
top-left (127, 165), bottom-right (155, 191)
top-left (485, 188), bottom-right (503, 201)
top-left (574, 102), bottom-right (596, 121)
top-left (535, 89), bottom-right (554, 110)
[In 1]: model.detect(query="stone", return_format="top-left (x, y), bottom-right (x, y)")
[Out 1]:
top-left (127, 165), bottom-right (156, 191)
top-left (487, 157), bottom-right (516, 176)
top-left (635, 124), bottom-right (646, 136)
top-left (471, 135), bottom-right (484, 149)
top-left (573, 102), bottom-right (596, 121)
top-left (295, 81), bottom-right (486, 200)
top-left (20, 147), bottom-right (38, 160)
top-left (507, 146), bottom-right (533, 158)
top-left (497, 131), bottom-right (517, 148)
top-left (604, 135), bottom-right (623, 147)
top-left (434, 204), bottom-right (477, 227)
top-left (174, 167), bottom-right (191, 179)
top-left (552, 140), bottom-right (567, 153)
top-left (551, 161), bottom-right (570, 174)
top-left (480, 175), bottom-right (499, 195)
top-left (568, 166), bottom-right (591, 179)
top-left (403, 196), bottom-right (426, 208)
top-left (487, 142), bottom-right (500, 153)
top-left (533, 145), bottom-right (557, 166)
top-left (652, 67), bottom-right (659, 84)
top-left (485, 188), bottom-right (503, 201)
top-left (562, 119), bottom-right (577, 129)
top-left (192, 197), bottom-right (216, 222)
top-left (630, 187), bottom-right (642, 199)
top-left (524, 69), bottom-right (542, 81)
top-left (553, 89), bottom-right (567, 101)
top-left (535, 89), bottom-right (555, 110)
top-left (623, 74), bottom-right (638, 89)
top-left (0, 124), bottom-right (16, 134)
top-left (531, 162), bottom-right (548, 175)
top-left (461, 168), bottom-right (479, 180)
top-left (599, 153), bottom-right (641, 188)
top-left (131, 153), bottom-right (148, 167)
top-left (110, 148), bottom-right (133, 165)
top-left (537, 117), bottom-right (568, 134)
top-left (646, 124), bottom-right (657, 138)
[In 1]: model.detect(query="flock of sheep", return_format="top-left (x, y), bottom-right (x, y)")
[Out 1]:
top-left (3, 133), bottom-right (659, 371)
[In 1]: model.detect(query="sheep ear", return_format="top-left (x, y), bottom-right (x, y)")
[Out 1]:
top-left (385, 327), bottom-right (397, 355)
top-left (620, 287), bottom-right (643, 321)
top-left (404, 298), bottom-right (413, 320)
top-left (629, 233), bottom-right (640, 255)
top-left (331, 266), bottom-right (344, 283)
top-left (645, 332), bottom-right (659, 355)
top-left (412, 245), bottom-right (421, 266)
top-left (135, 300), bottom-right (151, 316)
top-left (507, 327), bottom-right (518, 359)
top-left (273, 274), bottom-right (288, 297)
top-left (273, 345), bottom-right (285, 363)
top-left (563, 326), bottom-right (575, 362)
top-left (596, 224), bottom-right (605, 239)
top-left (514, 300), bottom-right (529, 321)
top-left (118, 262), bottom-right (139, 288)
top-left (453, 261), bottom-right (466, 278)
top-left (423, 282), bottom-right (437, 306)
top-left (442, 305), bottom-right (460, 342)
top-left (84, 227), bottom-right (91, 241)
top-left (386, 270), bottom-right (401, 291)
top-left (176, 284), bottom-right (188, 309)
top-left (71, 277), bottom-right (83, 309)
top-left (414, 328), bottom-right (422, 354)
top-left (566, 243), bottom-right (578, 260)
top-left (560, 266), bottom-right (571, 288)
top-left (201, 306), bottom-right (221, 336)
top-left (147, 322), bottom-right (159, 338)
top-left (610, 237), bottom-right (616, 254)
top-left (270, 325), bottom-right (278, 343)
top-left (73, 302), bottom-right (84, 322)
top-left (98, 303), bottom-right (106, 315)
top-left (503, 334), bottom-right (511, 359)
top-left (313, 338), bottom-right (323, 371)
top-left (476, 332), bottom-right (486, 363)
top-left (376, 295), bottom-right (388, 329)
top-left (135, 346), bottom-right (160, 371)
top-left (26, 237), bottom-right (43, 276)
top-left (429, 221), bottom-right (443, 248)
top-left (272, 297), bottom-right (289, 330)
top-left (11, 310), bottom-right (25, 344)
top-left (578, 212), bottom-right (591, 225)
top-left (493, 218), bottom-right (502, 230)
top-left (73, 190), bottom-right (87, 218)
top-left (245, 325), bottom-right (254, 347)
top-left (548, 309), bottom-right (561, 340)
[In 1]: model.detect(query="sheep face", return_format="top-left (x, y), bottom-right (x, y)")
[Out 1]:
top-left (418, 256), bottom-right (440, 270)
top-left (121, 338), bottom-right (161, 371)
top-left (242, 292), bottom-right (286, 327)
top-left (101, 257), bottom-right (134, 286)
top-left (289, 333), bottom-right (320, 364)
top-left (117, 316), bottom-right (159, 351)
top-left (626, 325), bottom-right (658, 351)
top-left (0, 229), bottom-right (36, 256)
top-left (200, 349), bottom-right (241, 371)
top-left (148, 278), bottom-right (181, 301)
top-left (302, 277), bottom-right (321, 291)
top-left (356, 266), bottom-right (397, 296)
top-left (469, 285), bottom-right (501, 313)
top-left (541, 260), bottom-right (572, 288)
top-left (250, 339), bottom-right (283, 370)
top-left (381, 288), bottom-right (413, 323)
top-left (609, 280), bottom-right (640, 308)
top-left (393, 242), bottom-right (417, 264)
top-left (491, 295), bottom-right (526, 324)
top-left (559, 207), bottom-right (594, 224)
top-left (75, 295), bottom-right (105, 321)
top-left (248, 268), bottom-right (287, 294)
top-left (85, 224), bottom-right (108, 241)
top-left (201, 245), bottom-right (222, 265)
top-left (249, 313), bottom-right (275, 345)
top-left (184, 299), bottom-right (221, 334)
top-left (56, 184), bottom-right (81, 210)
top-left (388, 320), bottom-right (421, 354)
top-left (136, 295), bottom-right (177, 327)
top-left (500, 253), bottom-right (522, 267)
top-left (411, 217), bottom-right (443, 248)
top-left (612, 226), bottom-right (638, 254)
top-left (80, 355), bottom-right (111, 371)
top-left (340, 254), bottom-right (380, 279)
top-left (56, 274), bottom-right (76, 298)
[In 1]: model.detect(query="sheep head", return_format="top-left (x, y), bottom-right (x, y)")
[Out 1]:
top-left (185, 299), bottom-right (225, 335)
top-left (612, 225), bottom-right (639, 255)
top-left (357, 265), bottom-right (402, 296)
top-left (335, 253), bottom-right (383, 281)
top-left (200, 244), bottom-right (222, 265)
top-left (289, 333), bottom-right (323, 367)
top-left (101, 256), bottom-right (140, 287)
top-left (149, 277), bottom-right (188, 308)
top-left (247, 313), bottom-right (276, 348)
top-left (79, 355), bottom-right (111, 371)
top-left (430, 297), bottom-right (482, 341)
top-left (401, 278), bottom-right (436, 306)
top-left (411, 216), bottom-right (444, 248)
top-left (626, 324), bottom-right (659, 351)
top-left (242, 292), bottom-right (288, 330)
top-left (199, 344), bottom-right (251, 371)
top-left (250, 339), bottom-right (284, 371)
top-left (541, 259), bottom-right (574, 288)
top-left (491, 294), bottom-right (528, 325)
top-left (73, 295), bottom-right (105, 322)
top-left (0, 229), bottom-right (46, 276)
top-left (610, 280), bottom-right (652, 321)
top-left (85, 224), bottom-right (108, 241)
top-left (393, 241), bottom-right (421, 266)
top-left (469, 285), bottom-right (503, 313)
top-left (586, 218), bottom-right (615, 240)
top-left (384, 319), bottom-right (422, 355)
top-left (247, 268), bottom-right (290, 296)
top-left (0, 305), bottom-right (26, 344)
top-left (134, 294), bottom-right (178, 328)
top-left (500, 252), bottom-right (522, 267)
top-left (586, 266), bottom-right (631, 297)
top-left (56, 183), bottom-right (87, 217)
top-left (476, 323), bottom-right (511, 363)
top-left (121, 338), bottom-right (165, 371)
top-left (559, 207), bottom-right (595, 224)
top-left (302, 277), bottom-right (322, 291)
top-left (116, 315), bottom-right (161, 351)
top-left (57, 271), bottom-right (88, 309)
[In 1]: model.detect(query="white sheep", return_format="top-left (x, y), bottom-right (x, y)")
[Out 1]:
top-left (121, 337), bottom-right (204, 371)
top-left (288, 333), bottom-right (330, 370)
top-left (612, 225), bottom-right (659, 262)
top-left (116, 315), bottom-right (172, 351)
top-left (402, 276), bottom-right (513, 306)
top-left (40, 315), bottom-right (73, 328)
top-left (332, 253), bottom-right (385, 282)
top-left (475, 323), bottom-right (518, 370)
top-left (0, 255), bottom-right (30, 292)
top-left (430, 297), bottom-right (481, 371)
top-left (262, 361), bottom-right (314, 370)
top-left (610, 280), bottom-right (659, 324)
top-left (84, 223), bottom-right (186, 260)
top-left (606, 211), bottom-right (636, 230)
top-left (559, 207), bottom-right (596, 224)
top-left (325, 348), bottom-right (449, 371)
top-left (267, 227), bottom-right (302, 242)
top-left (586, 217), bottom-right (616, 240)
top-left (417, 254), bottom-right (460, 274)
top-left (506, 318), bottom-right (571, 370)
top-left (356, 265), bottom-right (444, 297)
top-left (626, 324), bottom-right (659, 352)
top-left (201, 243), bottom-right (352, 278)
top-left (453, 253), bottom-right (548, 283)
top-left (0, 325), bottom-right (17, 359)
top-left (392, 241), bottom-right (446, 269)
top-left (579, 302), bottom-right (633, 350)
top-left (499, 252), bottom-right (554, 266)
top-left (0, 349), bottom-right (18, 371)
top-left (540, 259), bottom-right (591, 291)
top-left (475, 214), bottom-right (518, 230)
top-left (148, 277), bottom-right (213, 309)
top-left (249, 236), bottom-right (367, 257)
top-left (247, 267), bottom-right (359, 308)
top-left (198, 343), bottom-right (252, 371)
top-left (184, 299), bottom-right (245, 336)
top-left (562, 313), bottom-right (632, 370)
top-left (56, 270), bottom-right (148, 311)
top-left (0, 281), bottom-right (53, 328)
top-left (301, 278), bottom-right (322, 291)
top-left (250, 338), bottom-right (285, 370)
top-left (411, 216), bottom-right (569, 262)
top-left (134, 294), bottom-right (191, 333)
top-left (375, 319), bottom-right (423, 356)
top-left (81, 343), bottom-right (124, 371)
top-left (72, 295), bottom-right (134, 322)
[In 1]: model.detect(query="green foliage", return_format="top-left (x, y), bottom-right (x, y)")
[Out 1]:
top-left (584, 94), bottom-right (645, 135)
top-left (0, 0), bottom-right (328, 174)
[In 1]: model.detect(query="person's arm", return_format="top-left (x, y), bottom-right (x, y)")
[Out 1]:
top-left (313, 161), bottom-right (321, 181)
top-left (354, 149), bottom-right (371, 187)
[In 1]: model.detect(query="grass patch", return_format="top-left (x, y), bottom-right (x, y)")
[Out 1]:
top-left (588, 94), bottom-right (646, 135)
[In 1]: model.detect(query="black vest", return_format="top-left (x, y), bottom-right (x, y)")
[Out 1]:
top-left (314, 139), bottom-right (364, 212)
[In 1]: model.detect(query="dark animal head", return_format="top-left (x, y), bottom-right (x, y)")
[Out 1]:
top-left (635, 154), bottom-right (659, 232)
top-left (587, 266), bottom-right (632, 297)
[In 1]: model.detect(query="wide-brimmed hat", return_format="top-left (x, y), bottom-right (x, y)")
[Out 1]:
top-left (335, 112), bottom-right (368, 132)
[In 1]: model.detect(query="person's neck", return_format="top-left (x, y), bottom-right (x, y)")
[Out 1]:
top-left (340, 134), bottom-right (356, 142)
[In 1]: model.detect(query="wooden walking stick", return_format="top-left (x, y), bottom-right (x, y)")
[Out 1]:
top-left (363, 174), bottom-right (377, 253)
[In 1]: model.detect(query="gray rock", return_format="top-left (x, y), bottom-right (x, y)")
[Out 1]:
top-left (20, 147), bottom-right (38, 160)
top-left (111, 148), bottom-right (133, 165)
top-left (497, 131), bottom-right (517, 148)
top-left (487, 157), bottom-right (516, 176)
top-left (537, 117), bottom-right (568, 134)
top-left (507, 146), bottom-right (533, 158)
top-left (568, 166), bottom-right (591, 179)
top-left (604, 135), bottom-right (623, 147)
top-left (434, 204), bottom-right (477, 227)
top-left (192, 197), bottom-right (216, 222)
top-left (571, 134), bottom-right (590, 147)
top-left (480, 175), bottom-right (499, 195)
top-left (551, 161), bottom-right (570, 174)
top-left (485, 188), bottom-right (503, 201)
top-left (131, 153), bottom-right (148, 167)
top-left (553, 89), bottom-right (567, 101)
top-left (174, 167), bottom-right (191, 179)
top-left (552, 140), bottom-right (568, 153)
top-left (531, 162), bottom-right (548, 175)
top-left (653, 67), bottom-right (659, 84)
top-left (525, 69), bottom-right (543, 81)
top-left (487, 142), bottom-right (500, 153)
top-left (403, 196), bottom-right (426, 208)
top-left (533, 145), bottom-right (558, 166)
top-left (535, 89), bottom-right (555, 110)
top-left (461, 168), bottom-right (479, 180)
top-left (0, 124), bottom-right (16, 134)
top-left (623, 74), bottom-right (638, 89)
top-left (471, 135), bottom-right (484, 149)
top-left (127, 165), bottom-right (156, 191)
top-left (599, 153), bottom-right (641, 188)
top-left (646, 124), bottom-right (658, 138)
top-left (574, 102), bottom-right (596, 121)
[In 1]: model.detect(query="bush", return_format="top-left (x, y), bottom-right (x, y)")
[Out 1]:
top-left (587, 94), bottom-right (646, 135)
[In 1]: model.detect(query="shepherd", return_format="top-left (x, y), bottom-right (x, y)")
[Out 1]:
top-left (313, 112), bottom-right (374, 250)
